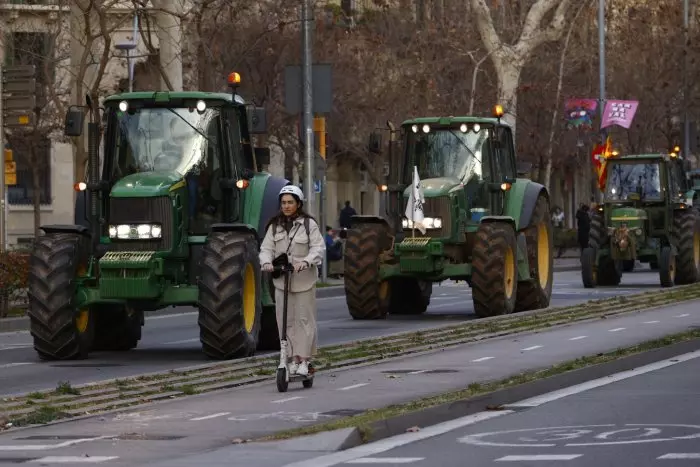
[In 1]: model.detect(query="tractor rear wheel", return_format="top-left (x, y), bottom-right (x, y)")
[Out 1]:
top-left (673, 209), bottom-right (700, 284)
top-left (344, 224), bottom-right (388, 320)
top-left (92, 306), bottom-right (142, 351)
top-left (471, 222), bottom-right (518, 317)
top-left (515, 194), bottom-right (553, 312)
top-left (381, 278), bottom-right (432, 315)
top-left (27, 233), bottom-right (94, 360)
top-left (198, 232), bottom-right (262, 359)
top-left (659, 246), bottom-right (676, 287)
top-left (588, 211), bottom-right (621, 286)
top-left (581, 247), bottom-right (597, 288)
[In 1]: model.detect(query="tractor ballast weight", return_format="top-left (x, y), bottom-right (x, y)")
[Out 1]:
top-left (27, 73), bottom-right (288, 361)
top-left (581, 153), bottom-right (700, 288)
top-left (343, 108), bottom-right (555, 320)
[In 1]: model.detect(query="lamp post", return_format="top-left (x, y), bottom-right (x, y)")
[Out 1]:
top-left (683, 0), bottom-right (690, 160)
top-left (596, 0), bottom-right (607, 203)
top-left (115, 14), bottom-right (139, 93)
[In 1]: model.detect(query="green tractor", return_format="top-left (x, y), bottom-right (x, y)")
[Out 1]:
top-left (343, 107), bottom-right (555, 319)
top-left (581, 153), bottom-right (700, 288)
top-left (26, 73), bottom-right (290, 360)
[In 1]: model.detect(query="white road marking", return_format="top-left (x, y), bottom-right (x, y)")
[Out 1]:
top-left (521, 345), bottom-right (543, 351)
top-left (0, 362), bottom-right (33, 368)
top-left (346, 458), bottom-right (425, 464)
top-left (675, 314), bottom-right (690, 318)
top-left (282, 411), bottom-right (513, 467)
top-left (163, 338), bottom-right (199, 345)
top-left (338, 383), bottom-right (369, 391)
top-left (495, 454), bottom-right (582, 461)
top-left (0, 436), bottom-right (110, 451)
top-left (28, 456), bottom-right (119, 463)
top-left (0, 344), bottom-right (33, 351)
top-left (608, 327), bottom-right (626, 332)
top-left (644, 320), bottom-right (660, 324)
top-left (408, 370), bottom-right (429, 375)
top-left (569, 335), bottom-right (587, 341)
top-left (189, 412), bottom-right (230, 421)
top-left (658, 453), bottom-right (700, 459)
top-left (472, 357), bottom-right (494, 362)
top-left (502, 349), bottom-right (700, 409)
top-left (272, 396), bottom-right (304, 404)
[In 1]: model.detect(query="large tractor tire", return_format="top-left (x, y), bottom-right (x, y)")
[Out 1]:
top-left (659, 246), bottom-right (676, 287)
top-left (515, 194), bottom-right (554, 312)
top-left (344, 224), bottom-right (388, 320)
top-left (27, 233), bottom-right (94, 360)
top-left (588, 211), bottom-right (622, 286)
top-left (198, 232), bottom-right (262, 359)
top-left (92, 306), bottom-right (142, 352)
top-left (673, 209), bottom-right (700, 284)
top-left (581, 247), bottom-right (597, 288)
top-left (381, 278), bottom-right (432, 315)
top-left (471, 222), bottom-right (518, 317)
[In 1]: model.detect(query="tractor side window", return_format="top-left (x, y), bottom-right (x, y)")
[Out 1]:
top-left (188, 115), bottom-right (224, 234)
top-left (494, 126), bottom-right (516, 180)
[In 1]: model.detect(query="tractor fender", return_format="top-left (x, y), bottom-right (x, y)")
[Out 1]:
top-left (40, 224), bottom-right (91, 237)
top-left (256, 175), bottom-right (291, 237)
top-left (505, 180), bottom-right (548, 230)
top-left (210, 223), bottom-right (260, 245)
top-left (480, 215), bottom-right (516, 230)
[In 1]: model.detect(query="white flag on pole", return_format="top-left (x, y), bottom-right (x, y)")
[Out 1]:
top-left (405, 165), bottom-right (426, 234)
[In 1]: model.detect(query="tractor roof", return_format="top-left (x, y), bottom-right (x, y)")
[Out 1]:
top-left (401, 116), bottom-right (506, 127)
top-left (611, 153), bottom-right (670, 161)
top-left (104, 91), bottom-right (246, 105)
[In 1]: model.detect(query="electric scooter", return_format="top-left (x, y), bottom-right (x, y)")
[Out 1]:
top-left (274, 263), bottom-right (315, 393)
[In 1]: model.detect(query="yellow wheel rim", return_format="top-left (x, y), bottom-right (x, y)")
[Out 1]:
top-left (504, 246), bottom-right (515, 299)
top-left (536, 222), bottom-right (550, 288)
top-left (694, 231), bottom-right (700, 267)
top-left (75, 309), bottom-right (89, 334)
top-left (243, 263), bottom-right (256, 333)
top-left (378, 281), bottom-right (389, 300)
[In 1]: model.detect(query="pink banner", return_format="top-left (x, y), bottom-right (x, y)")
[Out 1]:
top-left (601, 100), bottom-right (639, 129)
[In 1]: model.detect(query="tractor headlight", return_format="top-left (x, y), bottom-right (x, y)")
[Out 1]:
top-left (109, 224), bottom-right (162, 239)
top-left (424, 217), bottom-right (443, 229)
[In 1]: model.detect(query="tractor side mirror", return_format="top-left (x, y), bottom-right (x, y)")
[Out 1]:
top-left (248, 107), bottom-right (267, 134)
top-left (255, 147), bottom-right (271, 166)
top-left (368, 131), bottom-right (382, 155)
top-left (65, 107), bottom-right (86, 137)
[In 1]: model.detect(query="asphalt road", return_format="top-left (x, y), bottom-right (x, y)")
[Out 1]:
top-left (0, 295), bottom-right (696, 466)
top-left (296, 345), bottom-right (700, 467)
top-left (0, 267), bottom-right (666, 397)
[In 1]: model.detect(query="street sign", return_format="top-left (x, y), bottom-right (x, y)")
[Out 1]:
top-left (4, 161), bottom-right (16, 174)
top-left (284, 64), bottom-right (333, 114)
top-left (2, 79), bottom-right (36, 94)
top-left (3, 113), bottom-right (34, 127)
top-left (4, 173), bottom-right (16, 186)
top-left (314, 180), bottom-right (322, 193)
top-left (3, 65), bottom-right (36, 79)
top-left (2, 95), bottom-right (36, 111)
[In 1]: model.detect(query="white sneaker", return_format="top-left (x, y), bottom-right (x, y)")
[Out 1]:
top-left (297, 361), bottom-right (309, 376)
top-left (288, 362), bottom-right (299, 374)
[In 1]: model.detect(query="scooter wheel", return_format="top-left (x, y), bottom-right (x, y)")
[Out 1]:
top-left (302, 378), bottom-right (313, 389)
top-left (276, 368), bottom-right (288, 393)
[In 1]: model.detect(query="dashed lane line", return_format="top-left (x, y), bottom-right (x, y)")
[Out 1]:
top-left (521, 345), bottom-right (543, 352)
top-left (27, 456), bottom-right (119, 464)
top-left (345, 458), bottom-right (425, 464)
top-left (189, 412), bottom-right (231, 421)
top-left (608, 327), bottom-right (626, 332)
top-left (472, 357), bottom-right (495, 362)
top-left (658, 453), bottom-right (700, 459)
top-left (495, 454), bottom-right (582, 461)
top-left (272, 396), bottom-right (304, 404)
top-left (338, 383), bottom-right (369, 391)
top-left (569, 336), bottom-right (587, 341)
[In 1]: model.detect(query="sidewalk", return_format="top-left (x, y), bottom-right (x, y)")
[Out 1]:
top-left (2, 300), bottom-right (696, 466)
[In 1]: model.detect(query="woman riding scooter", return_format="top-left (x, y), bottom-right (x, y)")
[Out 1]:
top-left (260, 185), bottom-right (325, 377)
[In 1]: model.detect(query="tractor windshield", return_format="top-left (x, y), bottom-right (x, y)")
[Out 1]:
top-left (605, 162), bottom-right (663, 201)
top-left (405, 127), bottom-right (490, 183)
top-left (107, 107), bottom-right (220, 179)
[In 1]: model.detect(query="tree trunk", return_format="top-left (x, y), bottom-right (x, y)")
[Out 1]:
top-left (31, 155), bottom-right (43, 238)
top-left (495, 60), bottom-right (521, 136)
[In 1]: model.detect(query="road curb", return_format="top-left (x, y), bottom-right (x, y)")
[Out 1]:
top-left (315, 337), bottom-right (700, 451)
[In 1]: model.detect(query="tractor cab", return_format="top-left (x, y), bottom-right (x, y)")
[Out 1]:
top-left (390, 106), bottom-right (517, 241)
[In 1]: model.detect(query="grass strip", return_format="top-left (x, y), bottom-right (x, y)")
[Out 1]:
top-left (261, 329), bottom-right (700, 442)
top-left (2, 285), bottom-right (699, 428)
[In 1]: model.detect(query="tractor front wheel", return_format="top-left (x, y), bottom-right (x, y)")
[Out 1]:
top-left (381, 278), bottom-right (432, 315)
top-left (673, 209), bottom-right (700, 284)
top-left (581, 247), bottom-right (597, 288)
top-left (27, 233), bottom-right (94, 360)
top-left (471, 222), bottom-right (518, 317)
top-left (515, 194), bottom-right (553, 312)
top-left (92, 306), bottom-right (142, 351)
top-left (198, 232), bottom-right (262, 359)
top-left (344, 224), bottom-right (388, 320)
top-left (659, 246), bottom-right (676, 287)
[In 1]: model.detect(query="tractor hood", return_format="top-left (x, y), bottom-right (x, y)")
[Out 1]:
top-left (110, 171), bottom-right (182, 198)
top-left (402, 176), bottom-right (461, 198)
top-left (610, 206), bottom-right (647, 229)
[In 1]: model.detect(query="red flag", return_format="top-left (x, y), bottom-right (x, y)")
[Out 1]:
top-left (597, 136), bottom-right (613, 190)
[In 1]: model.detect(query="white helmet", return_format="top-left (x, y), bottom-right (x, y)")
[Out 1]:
top-left (279, 184), bottom-right (304, 202)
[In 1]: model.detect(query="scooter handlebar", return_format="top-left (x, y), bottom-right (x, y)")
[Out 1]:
top-left (272, 264), bottom-right (295, 273)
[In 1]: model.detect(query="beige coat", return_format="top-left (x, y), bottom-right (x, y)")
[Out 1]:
top-left (259, 216), bottom-right (326, 292)
top-left (259, 216), bottom-right (325, 359)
